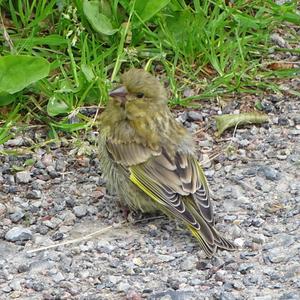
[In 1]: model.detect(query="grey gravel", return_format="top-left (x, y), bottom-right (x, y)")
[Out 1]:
top-left (0, 82), bottom-right (299, 299)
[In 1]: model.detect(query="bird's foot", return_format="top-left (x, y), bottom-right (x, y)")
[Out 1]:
top-left (127, 210), bottom-right (144, 224)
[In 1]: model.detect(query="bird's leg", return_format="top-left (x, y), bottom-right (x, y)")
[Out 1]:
top-left (126, 210), bottom-right (144, 223)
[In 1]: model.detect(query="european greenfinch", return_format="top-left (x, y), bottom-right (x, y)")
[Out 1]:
top-left (99, 68), bottom-right (236, 257)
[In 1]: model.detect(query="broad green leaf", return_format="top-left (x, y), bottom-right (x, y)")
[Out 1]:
top-left (0, 55), bottom-right (50, 94)
top-left (47, 96), bottom-right (71, 117)
top-left (0, 91), bottom-right (15, 106)
top-left (214, 113), bottom-right (269, 136)
top-left (135, 0), bottom-right (170, 22)
top-left (83, 0), bottom-right (118, 35)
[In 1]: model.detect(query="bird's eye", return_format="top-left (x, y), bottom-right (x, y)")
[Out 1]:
top-left (136, 92), bottom-right (144, 98)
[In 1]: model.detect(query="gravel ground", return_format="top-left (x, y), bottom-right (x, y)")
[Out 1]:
top-left (0, 83), bottom-right (299, 300)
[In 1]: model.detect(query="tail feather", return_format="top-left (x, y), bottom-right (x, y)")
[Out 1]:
top-left (212, 228), bottom-right (237, 251)
top-left (189, 225), bottom-right (217, 257)
top-left (187, 202), bottom-right (236, 257)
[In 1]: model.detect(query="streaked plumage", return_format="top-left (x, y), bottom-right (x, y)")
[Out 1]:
top-left (99, 68), bottom-right (236, 257)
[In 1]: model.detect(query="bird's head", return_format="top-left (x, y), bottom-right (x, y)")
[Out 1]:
top-left (109, 69), bottom-right (167, 109)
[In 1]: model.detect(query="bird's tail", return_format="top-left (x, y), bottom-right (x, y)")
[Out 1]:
top-left (186, 202), bottom-right (237, 257)
top-left (188, 224), bottom-right (237, 257)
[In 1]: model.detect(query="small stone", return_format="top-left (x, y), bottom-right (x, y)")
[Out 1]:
top-left (126, 290), bottom-right (143, 300)
top-left (2, 285), bottom-right (12, 293)
top-left (31, 282), bottom-right (44, 292)
top-left (259, 166), bottom-right (280, 181)
top-left (289, 129), bottom-right (300, 136)
top-left (43, 217), bottom-right (62, 229)
top-left (238, 139), bottom-right (250, 147)
top-left (293, 115), bottom-right (300, 125)
top-left (61, 210), bottom-right (76, 225)
top-left (224, 215), bottom-right (237, 222)
top-left (251, 218), bottom-right (264, 227)
top-left (51, 232), bottom-right (64, 241)
top-left (278, 117), bottom-right (288, 126)
top-left (17, 264), bottom-right (30, 273)
top-left (156, 254), bottom-right (176, 263)
top-left (279, 292), bottom-right (300, 300)
top-left (5, 227), bottom-right (33, 242)
top-left (37, 225), bottom-right (49, 235)
top-left (133, 257), bottom-right (144, 267)
top-left (9, 279), bottom-right (22, 291)
top-left (234, 238), bottom-right (245, 248)
top-left (42, 153), bottom-right (53, 167)
top-left (72, 205), bottom-right (87, 217)
top-left (215, 270), bottom-right (227, 282)
top-left (187, 122), bottom-right (199, 133)
top-left (26, 190), bottom-right (42, 199)
top-left (251, 234), bottom-right (266, 244)
top-left (176, 112), bottom-right (188, 123)
top-left (151, 291), bottom-right (195, 300)
top-left (15, 171), bottom-right (32, 183)
top-left (55, 159), bottom-right (67, 172)
top-left (9, 211), bottom-right (25, 223)
top-left (5, 136), bottom-right (24, 147)
top-left (96, 240), bottom-right (116, 254)
top-left (190, 278), bottom-right (201, 286)
top-left (187, 111), bottom-right (203, 122)
top-left (267, 248), bottom-right (286, 263)
top-left (180, 255), bottom-right (197, 271)
top-left (0, 203), bottom-right (7, 216)
top-left (270, 33), bottom-right (288, 48)
top-left (117, 281), bottom-right (131, 292)
top-left (224, 165), bottom-right (233, 173)
top-left (238, 263), bottom-right (254, 274)
top-left (183, 88), bottom-right (194, 98)
top-left (52, 271), bottom-right (65, 283)
top-left (108, 275), bottom-right (119, 285)
top-left (253, 296), bottom-right (272, 300)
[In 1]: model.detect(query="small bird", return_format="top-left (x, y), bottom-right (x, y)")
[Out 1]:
top-left (99, 68), bottom-right (236, 257)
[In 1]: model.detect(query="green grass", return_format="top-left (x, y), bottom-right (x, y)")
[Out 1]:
top-left (0, 0), bottom-right (299, 143)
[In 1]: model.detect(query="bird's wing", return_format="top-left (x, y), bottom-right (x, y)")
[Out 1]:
top-left (130, 148), bottom-right (214, 225)
top-left (128, 148), bottom-right (222, 255)
top-left (107, 140), bottom-right (235, 256)
top-left (106, 139), bottom-right (161, 166)
top-left (107, 139), bottom-right (213, 224)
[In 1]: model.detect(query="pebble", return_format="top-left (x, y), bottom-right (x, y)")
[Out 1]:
top-left (117, 281), bottom-right (131, 292)
top-left (9, 211), bottom-right (25, 223)
top-left (5, 227), bottom-right (33, 241)
top-left (180, 256), bottom-right (197, 271)
top-left (187, 111), bottom-right (203, 122)
top-left (15, 171), bottom-right (32, 183)
top-left (267, 249), bottom-right (287, 263)
top-left (73, 205), bottom-right (88, 217)
top-left (52, 271), bottom-right (65, 283)
top-left (0, 203), bottom-right (7, 216)
top-left (259, 166), bottom-right (281, 181)
top-left (176, 112), bottom-right (188, 123)
top-left (26, 190), bottom-right (42, 199)
top-left (9, 279), bottom-right (22, 291)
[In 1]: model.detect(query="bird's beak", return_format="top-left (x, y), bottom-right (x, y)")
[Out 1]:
top-left (109, 86), bottom-right (128, 98)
